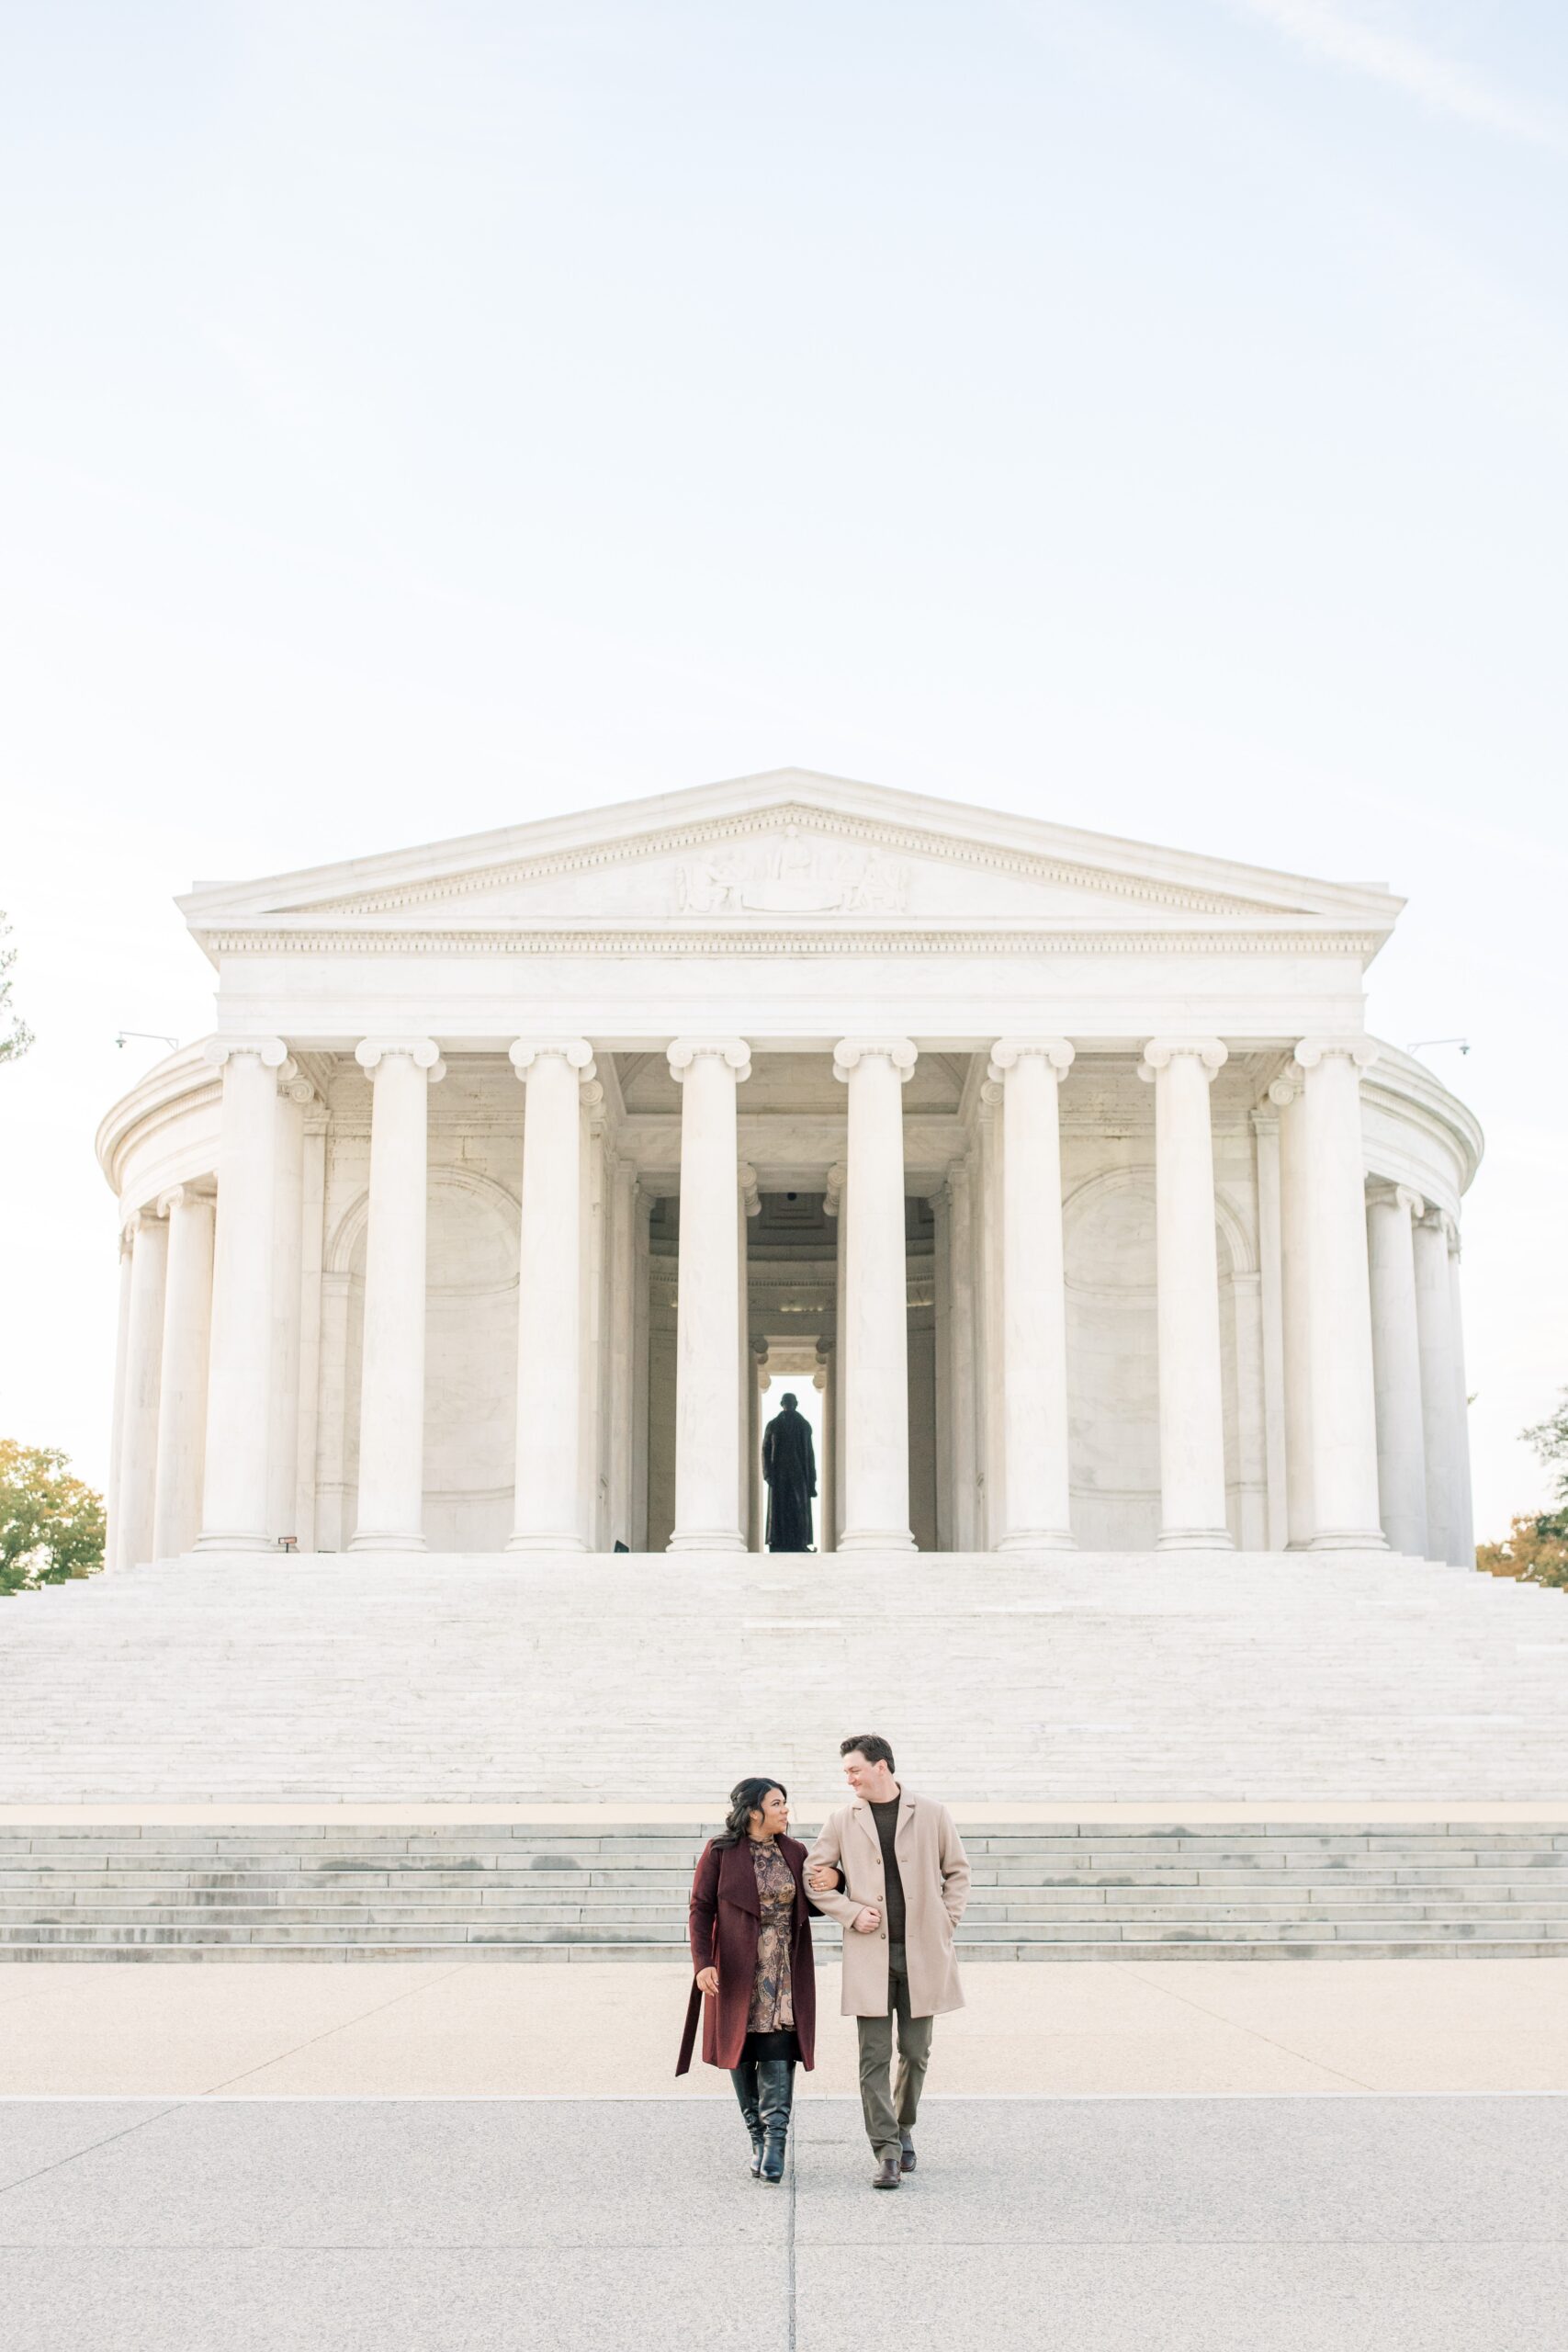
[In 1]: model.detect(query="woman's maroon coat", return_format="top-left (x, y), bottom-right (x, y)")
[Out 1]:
top-left (675, 1834), bottom-right (818, 2075)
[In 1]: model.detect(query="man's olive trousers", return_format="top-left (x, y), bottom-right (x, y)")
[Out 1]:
top-left (855, 1944), bottom-right (934, 2162)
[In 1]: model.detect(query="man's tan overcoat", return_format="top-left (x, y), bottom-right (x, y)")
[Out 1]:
top-left (806, 1791), bottom-right (970, 2018)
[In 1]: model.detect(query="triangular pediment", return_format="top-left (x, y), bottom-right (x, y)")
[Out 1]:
top-left (179, 767), bottom-right (1403, 941)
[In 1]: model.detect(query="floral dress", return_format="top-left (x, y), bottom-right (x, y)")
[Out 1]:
top-left (747, 1838), bottom-right (796, 2032)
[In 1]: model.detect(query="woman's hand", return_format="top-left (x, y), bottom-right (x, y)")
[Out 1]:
top-left (852, 1906), bottom-right (881, 1934)
top-left (807, 1865), bottom-right (837, 1894)
top-left (696, 1966), bottom-right (719, 1996)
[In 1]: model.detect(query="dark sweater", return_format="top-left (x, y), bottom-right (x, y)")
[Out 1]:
top-left (869, 1795), bottom-right (907, 1948)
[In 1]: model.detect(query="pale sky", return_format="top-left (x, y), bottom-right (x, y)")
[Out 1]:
top-left (3, 1), bottom-right (1564, 1541)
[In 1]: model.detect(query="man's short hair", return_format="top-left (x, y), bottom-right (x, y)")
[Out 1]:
top-left (840, 1733), bottom-right (895, 1770)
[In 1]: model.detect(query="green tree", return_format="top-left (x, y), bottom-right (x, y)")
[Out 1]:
top-left (0, 1442), bottom-right (105, 1595)
top-left (1521, 1390), bottom-right (1568, 1508)
top-left (0, 910), bottom-right (32, 1064)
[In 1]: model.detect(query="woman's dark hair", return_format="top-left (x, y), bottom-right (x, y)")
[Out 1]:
top-left (715, 1776), bottom-right (786, 1849)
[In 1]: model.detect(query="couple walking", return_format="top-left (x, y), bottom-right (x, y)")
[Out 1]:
top-left (676, 1734), bottom-right (971, 2189)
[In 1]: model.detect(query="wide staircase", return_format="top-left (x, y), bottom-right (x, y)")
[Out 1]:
top-left (3, 1548), bottom-right (1567, 1804)
top-left (6, 1822), bottom-right (1568, 1962)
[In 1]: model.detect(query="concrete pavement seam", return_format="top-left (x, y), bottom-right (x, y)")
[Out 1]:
top-left (197, 1961), bottom-right (476, 2097)
top-left (0, 2098), bottom-right (194, 2199)
top-left (1122, 1963), bottom-right (1377, 2091)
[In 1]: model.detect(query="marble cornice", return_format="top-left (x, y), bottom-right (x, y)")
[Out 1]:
top-left (199, 924), bottom-right (1384, 960)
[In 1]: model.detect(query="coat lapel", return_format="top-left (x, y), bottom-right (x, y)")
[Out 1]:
top-left (718, 1838), bottom-right (761, 1916)
top-left (894, 1790), bottom-right (919, 1860)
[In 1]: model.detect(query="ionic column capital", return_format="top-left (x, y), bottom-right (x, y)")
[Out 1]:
top-left (943, 1157), bottom-right (971, 1203)
top-left (155, 1180), bottom-right (216, 1218)
top-left (356, 1036), bottom-right (446, 1082)
top-left (1293, 1035), bottom-right (1379, 1077)
top-left (667, 1037), bottom-right (751, 1083)
top-left (510, 1037), bottom-right (597, 1083)
top-left (833, 1037), bottom-right (917, 1083)
top-left (1138, 1038), bottom-right (1228, 1084)
top-left (1265, 1074), bottom-right (1300, 1109)
top-left (987, 1037), bottom-right (1075, 1084)
top-left (1367, 1181), bottom-right (1426, 1220)
top-left (205, 1035), bottom-right (288, 1070)
top-left (1418, 1203), bottom-right (1459, 1250)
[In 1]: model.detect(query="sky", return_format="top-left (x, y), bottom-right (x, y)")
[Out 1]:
top-left (2, 0), bottom-right (1564, 1539)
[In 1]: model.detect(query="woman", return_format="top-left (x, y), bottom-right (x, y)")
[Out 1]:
top-left (676, 1776), bottom-right (818, 2181)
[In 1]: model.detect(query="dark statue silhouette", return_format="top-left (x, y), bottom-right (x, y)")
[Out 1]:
top-left (761, 1393), bottom-right (817, 1552)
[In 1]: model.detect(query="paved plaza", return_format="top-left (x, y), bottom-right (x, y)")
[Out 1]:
top-left (8, 1957), bottom-right (1568, 2097)
top-left (3, 2092), bottom-right (1564, 2351)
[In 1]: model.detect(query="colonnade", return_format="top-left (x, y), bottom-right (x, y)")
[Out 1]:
top-left (106, 1030), bottom-right (1472, 1564)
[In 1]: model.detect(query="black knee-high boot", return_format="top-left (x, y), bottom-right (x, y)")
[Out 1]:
top-left (756, 2058), bottom-right (795, 2183)
top-left (729, 2060), bottom-right (763, 2177)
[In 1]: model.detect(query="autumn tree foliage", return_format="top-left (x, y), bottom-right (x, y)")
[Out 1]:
top-left (1476, 1390), bottom-right (1568, 1593)
top-left (0, 1441), bottom-right (105, 1595)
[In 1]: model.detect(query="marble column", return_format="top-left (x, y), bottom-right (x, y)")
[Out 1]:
top-left (1365, 1182), bottom-right (1428, 1558)
top-left (739, 1162), bottom-right (761, 1546)
top-left (1250, 1103), bottom-right (1290, 1550)
top-left (630, 1188), bottom-right (654, 1549)
top-left (1414, 1205), bottom-right (1460, 1566)
top-left (976, 1083), bottom-right (1005, 1546)
top-left (293, 1103), bottom-right (330, 1554)
top-left (1137, 1039), bottom-right (1232, 1550)
top-left (1269, 1072), bottom-right (1315, 1548)
top-left (666, 1038), bottom-right (750, 1553)
top-left (349, 1038), bottom-right (445, 1553)
top-left (1448, 1227), bottom-right (1475, 1566)
top-left (268, 1066), bottom-right (311, 1544)
top-left (197, 1037), bottom-right (288, 1552)
top-left (815, 1340), bottom-right (835, 1553)
top-left (1231, 1272), bottom-right (1269, 1548)
top-left (944, 1159), bottom-right (978, 1551)
top-left (106, 1226), bottom-right (135, 1569)
top-left (833, 1037), bottom-right (917, 1552)
top-left (117, 1207), bottom-right (170, 1571)
top-left (825, 1161), bottom-right (847, 1544)
top-left (508, 1039), bottom-right (595, 1552)
top-left (988, 1038), bottom-right (1077, 1550)
top-left (152, 1183), bottom-right (215, 1560)
top-left (931, 1183), bottom-right (953, 1552)
top-left (605, 1155), bottom-right (638, 1551)
top-left (1293, 1039), bottom-right (1385, 1550)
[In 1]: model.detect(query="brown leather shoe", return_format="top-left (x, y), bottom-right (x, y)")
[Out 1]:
top-left (872, 2155), bottom-right (902, 2190)
top-left (899, 2136), bottom-right (916, 2174)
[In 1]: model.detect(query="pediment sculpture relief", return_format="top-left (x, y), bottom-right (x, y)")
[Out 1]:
top-left (675, 829), bottom-right (910, 916)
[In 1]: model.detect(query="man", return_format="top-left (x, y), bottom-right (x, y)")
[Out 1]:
top-left (806, 1735), bottom-right (970, 2189)
top-left (761, 1391), bottom-right (817, 1553)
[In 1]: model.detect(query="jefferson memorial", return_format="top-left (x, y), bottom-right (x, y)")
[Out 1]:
top-left (97, 768), bottom-right (1480, 1576)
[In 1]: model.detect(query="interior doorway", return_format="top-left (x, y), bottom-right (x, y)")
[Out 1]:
top-left (755, 1370), bottom-right (828, 1554)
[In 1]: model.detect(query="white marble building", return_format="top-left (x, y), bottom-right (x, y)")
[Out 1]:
top-left (97, 769), bottom-right (1480, 1569)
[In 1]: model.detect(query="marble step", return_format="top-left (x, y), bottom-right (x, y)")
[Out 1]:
top-left (5, 1547), bottom-right (1566, 1804)
top-left (7, 1825), bottom-right (1568, 1958)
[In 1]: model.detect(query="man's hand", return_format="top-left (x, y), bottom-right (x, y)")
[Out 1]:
top-left (807, 1865), bottom-right (837, 1894)
top-left (852, 1906), bottom-right (881, 1934)
top-left (696, 1966), bottom-right (718, 1996)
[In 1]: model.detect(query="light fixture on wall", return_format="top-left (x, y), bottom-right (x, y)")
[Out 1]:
top-left (115, 1031), bottom-right (180, 1052)
top-left (1405, 1038), bottom-right (1471, 1057)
